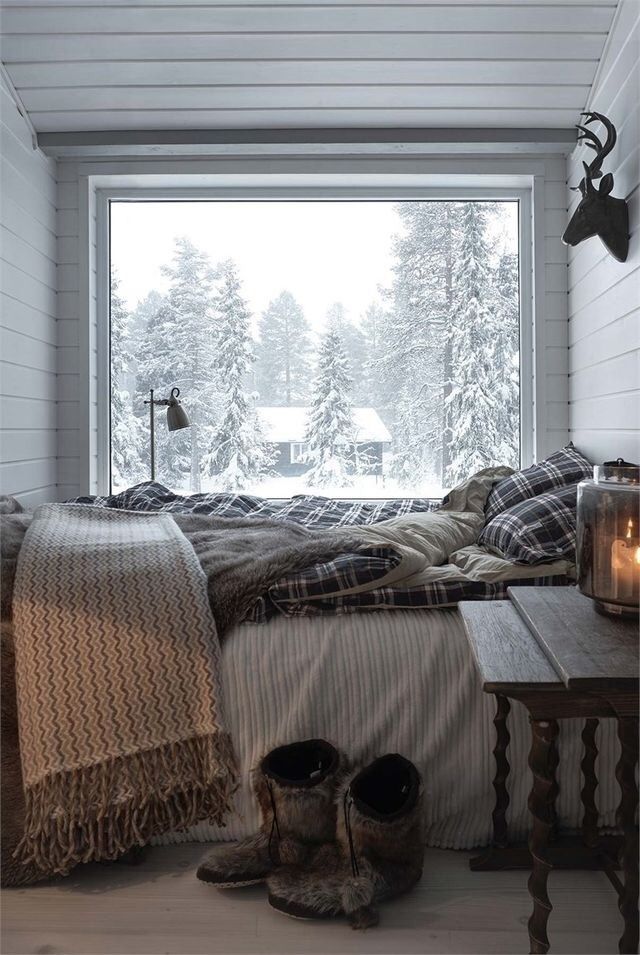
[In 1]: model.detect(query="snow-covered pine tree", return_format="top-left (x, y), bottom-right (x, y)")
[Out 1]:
top-left (110, 270), bottom-right (146, 489)
top-left (438, 204), bottom-right (463, 482)
top-left (444, 203), bottom-right (504, 486)
top-left (304, 328), bottom-right (356, 488)
top-left (122, 290), bottom-right (166, 477)
top-left (359, 301), bottom-right (387, 405)
top-left (254, 290), bottom-right (313, 404)
top-left (325, 302), bottom-right (368, 404)
top-left (135, 237), bottom-right (218, 492)
top-left (490, 249), bottom-right (520, 468)
top-left (129, 289), bottom-right (164, 342)
top-left (379, 202), bottom-right (462, 487)
top-left (207, 260), bottom-right (273, 490)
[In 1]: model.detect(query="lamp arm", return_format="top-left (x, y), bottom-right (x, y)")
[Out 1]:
top-left (142, 387), bottom-right (188, 483)
top-left (142, 387), bottom-right (181, 409)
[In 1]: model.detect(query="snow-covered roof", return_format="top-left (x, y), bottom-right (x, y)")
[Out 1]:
top-left (257, 407), bottom-right (392, 443)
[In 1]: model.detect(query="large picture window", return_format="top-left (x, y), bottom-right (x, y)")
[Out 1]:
top-left (109, 199), bottom-right (520, 497)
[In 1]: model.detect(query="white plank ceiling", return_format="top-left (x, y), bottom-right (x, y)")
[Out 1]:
top-left (0, 0), bottom-right (618, 133)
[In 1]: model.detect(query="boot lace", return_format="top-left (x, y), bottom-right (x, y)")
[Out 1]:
top-left (266, 779), bottom-right (281, 865)
top-left (343, 786), bottom-right (360, 877)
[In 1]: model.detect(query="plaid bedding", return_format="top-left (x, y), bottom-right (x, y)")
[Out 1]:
top-left (479, 484), bottom-right (579, 564)
top-left (72, 482), bottom-right (440, 528)
top-left (248, 573), bottom-right (572, 622)
top-left (484, 444), bottom-right (592, 522)
top-left (70, 481), bottom-right (572, 622)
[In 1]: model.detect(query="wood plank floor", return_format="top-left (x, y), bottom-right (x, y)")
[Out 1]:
top-left (1, 843), bottom-right (621, 955)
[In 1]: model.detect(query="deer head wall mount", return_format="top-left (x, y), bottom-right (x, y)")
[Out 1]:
top-left (562, 111), bottom-right (629, 263)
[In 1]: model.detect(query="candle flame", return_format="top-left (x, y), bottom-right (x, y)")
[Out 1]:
top-left (635, 546), bottom-right (640, 566)
top-left (626, 518), bottom-right (634, 539)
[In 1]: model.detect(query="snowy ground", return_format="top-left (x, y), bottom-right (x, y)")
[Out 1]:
top-left (248, 474), bottom-right (447, 500)
top-left (113, 473), bottom-right (448, 500)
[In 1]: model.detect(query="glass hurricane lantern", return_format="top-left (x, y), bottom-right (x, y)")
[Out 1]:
top-left (576, 460), bottom-right (640, 618)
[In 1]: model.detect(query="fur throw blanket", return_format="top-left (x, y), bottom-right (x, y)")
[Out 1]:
top-left (171, 513), bottom-right (366, 635)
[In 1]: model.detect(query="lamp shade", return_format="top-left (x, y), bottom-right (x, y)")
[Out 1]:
top-left (166, 387), bottom-right (190, 432)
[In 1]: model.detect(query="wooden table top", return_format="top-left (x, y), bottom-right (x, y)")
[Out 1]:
top-left (459, 587), bottom-right (639, 699)
top-left (459, 600), bottom-right (561, 694)
top-left (508, 586), bottom-right (638, 694)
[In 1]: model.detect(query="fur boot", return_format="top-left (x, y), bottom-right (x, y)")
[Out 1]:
top-left (197, 738), bottom-right (345, 888)
top-left (267, 753), bottom-right (424, 928)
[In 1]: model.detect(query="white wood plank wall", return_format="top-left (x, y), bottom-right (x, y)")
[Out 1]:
top-left (0, 73), bottom-right (58, 506)
top-left (567, 0), bottom-right (640, 464)
top-left (55, 153), bottom-right (569, 498)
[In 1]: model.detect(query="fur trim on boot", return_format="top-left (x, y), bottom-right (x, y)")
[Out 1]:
top-left (267, 753), bottom-right (424, 928)
top-left (197, 739), bottom-right (345, 888)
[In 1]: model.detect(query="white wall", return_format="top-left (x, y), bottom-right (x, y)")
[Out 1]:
top-left (567, 0), bottom-right (640, 465)
top-left (55, 153), bottom-right (569, 498)
top-left (0, 75), bottom-right (58, 506)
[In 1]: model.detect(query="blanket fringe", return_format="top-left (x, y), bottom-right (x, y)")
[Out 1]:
top-left (16, 732), bottom-right (237, 876)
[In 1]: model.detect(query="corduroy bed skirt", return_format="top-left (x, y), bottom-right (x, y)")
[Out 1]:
top-left (155, 609), bottom-right (619, 850)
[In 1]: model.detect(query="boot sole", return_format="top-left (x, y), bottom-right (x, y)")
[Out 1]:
top-left (214, 878), bottom-right (265, 889)
top-left (197, 871), bottom-right (267, 888)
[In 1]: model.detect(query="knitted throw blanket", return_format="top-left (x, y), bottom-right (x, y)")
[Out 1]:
top-left (13, 504), bottom-right (236, 875)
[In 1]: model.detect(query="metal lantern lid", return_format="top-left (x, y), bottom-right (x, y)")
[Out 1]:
top-left (596, 458), bottom-right (640, 485)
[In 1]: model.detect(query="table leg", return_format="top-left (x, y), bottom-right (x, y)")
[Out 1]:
top-left (616, 717), bottom-right (639, 955)
top-left (548, 729), bottom-right (560, 843)
top-left (492, 693), bottom-right (512, 848)
top-left (470, 693), bottom-right (511, 870)
top-left (580, 718), bottom-right (599, 848)
top-left (527, 718), bottom-right (559, 955)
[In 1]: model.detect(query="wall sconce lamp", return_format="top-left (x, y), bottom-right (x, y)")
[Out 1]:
top-left (143, 387), bottom-right (190, 481)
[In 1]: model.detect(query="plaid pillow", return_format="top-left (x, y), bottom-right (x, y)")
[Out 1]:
top-left (485, 445), bottom-right (592, 522)
top-left (479, 484), bottom-right (578, 565)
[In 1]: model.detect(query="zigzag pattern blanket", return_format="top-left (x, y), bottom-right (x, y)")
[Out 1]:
top-left (13, 503), bottom-right (237, 875)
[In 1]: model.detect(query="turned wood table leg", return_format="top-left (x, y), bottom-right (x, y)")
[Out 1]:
top-left (470, 693), bottom-right (512, 871)
top-left (548, 729), bottom-right (560, 843)
top-left (527, 718), bottom-right (559, 955)
top-left (616, 717), bottom-right (639, 955)
top-left (492, 693), bottom-right (511, 848)
top-left (581, 718), bottom-right (599, 849)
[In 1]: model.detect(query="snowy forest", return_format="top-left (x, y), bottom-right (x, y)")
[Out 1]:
top-left (111, 201), bottom-right (520, 497)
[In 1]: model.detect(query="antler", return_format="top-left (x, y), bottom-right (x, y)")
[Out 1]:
top-left (578, 111), bottom-right (617, 177)
top-left (575, 124), bottom-right (604, 178)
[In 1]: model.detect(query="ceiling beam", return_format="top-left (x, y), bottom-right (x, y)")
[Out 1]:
top-left (38, 126), bottom-right (577, 158)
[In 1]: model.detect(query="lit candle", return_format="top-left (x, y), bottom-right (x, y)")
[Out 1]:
top-left (611, 518), bottom-right (640, 605)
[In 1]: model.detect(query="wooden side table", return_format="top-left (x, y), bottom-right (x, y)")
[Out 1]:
top-left (460, 587), bottom-right (639, 955)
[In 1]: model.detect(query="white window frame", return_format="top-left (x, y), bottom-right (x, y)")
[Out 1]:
top-left (96, 184), bottom-right (533, 497)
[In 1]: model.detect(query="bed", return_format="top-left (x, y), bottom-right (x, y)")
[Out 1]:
top-left (6, 446), bottom-right (615, 871)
